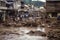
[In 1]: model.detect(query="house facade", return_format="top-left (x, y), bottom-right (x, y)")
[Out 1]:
top-left (46, 0), bottom-right (60, 18)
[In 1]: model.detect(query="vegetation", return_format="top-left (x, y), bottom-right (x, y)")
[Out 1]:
top-left (23, 0), bottom-right (44, 7)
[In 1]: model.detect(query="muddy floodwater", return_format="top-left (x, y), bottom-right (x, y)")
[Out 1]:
top-left (0, 27), bottom-right (47, 40)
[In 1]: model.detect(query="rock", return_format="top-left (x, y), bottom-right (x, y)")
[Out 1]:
top-left (27, 31), bottom-right (46, 36)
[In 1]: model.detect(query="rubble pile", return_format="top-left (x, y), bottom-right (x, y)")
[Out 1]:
top-left (47, 30), bottom-right (60, 40)
top-left (27, 31), bottom-right (46, 36)
top-left (0, 31), bottom-right (20, 35)
top-left (2, 17), bottom-right (43, 27)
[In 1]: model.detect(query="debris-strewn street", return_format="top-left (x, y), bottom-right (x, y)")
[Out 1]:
top-left (0, 26), bottom-right (47, 40)
top-left (0, 0), bottom-right (60, 40)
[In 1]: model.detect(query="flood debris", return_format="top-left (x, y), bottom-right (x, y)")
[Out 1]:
top-left (0, 31), bottom-right (20, 35)
top-left (47, 30), bottom-right (60, 40)
top-left (27, 31), bottom-right (46, 37)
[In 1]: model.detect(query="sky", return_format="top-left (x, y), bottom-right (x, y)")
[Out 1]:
top-left (32, 0), bottom-right (46, 2)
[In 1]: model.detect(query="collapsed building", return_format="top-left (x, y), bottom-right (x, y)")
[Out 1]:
top-left (0, 0), bottom-right (45, 27)
top-left (0, 0), bottom-right (14, 22)
top-left (0, 0), bottom-right (27, 22)
top-left (46, 0), bottom-right (60, 40)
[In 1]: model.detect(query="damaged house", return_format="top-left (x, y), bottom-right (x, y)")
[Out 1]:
top-left (46, 0), bottom-right (60, 18)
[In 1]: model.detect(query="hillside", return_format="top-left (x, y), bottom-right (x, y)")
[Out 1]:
top-left (23, 0), bottom-right (45, 7)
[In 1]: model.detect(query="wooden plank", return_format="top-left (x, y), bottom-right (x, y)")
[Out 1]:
top-left (46, 1), bottom-right (60, 12)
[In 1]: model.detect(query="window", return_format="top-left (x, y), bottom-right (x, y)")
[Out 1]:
top-left (0, 1), bottom-right (6, 7)
top-left (51, 12), bottom-right (57, 17)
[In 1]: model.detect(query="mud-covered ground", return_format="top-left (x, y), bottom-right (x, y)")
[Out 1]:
top-left (0, 26), bottom-right (47, 40)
